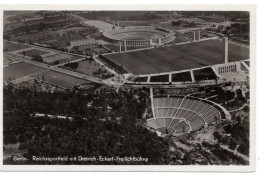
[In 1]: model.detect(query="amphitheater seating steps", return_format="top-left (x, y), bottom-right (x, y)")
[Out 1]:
top-left (147, 96), bottom-right (225, 137)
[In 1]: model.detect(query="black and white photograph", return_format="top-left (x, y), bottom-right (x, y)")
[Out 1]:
top-left (0, 4), bottom-right (257, 172)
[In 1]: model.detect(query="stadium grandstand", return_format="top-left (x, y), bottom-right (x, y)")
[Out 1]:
top-left (103, 26), bottom-right (175, 48)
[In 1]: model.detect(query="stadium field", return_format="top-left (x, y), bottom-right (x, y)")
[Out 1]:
top-left (83, 20), bottom-right (113, 30)
top-left (4, 41), bottom-right (31, 52)
top-left (18, 49), bottom-right (49, 57)
top-left (31, 70), bottom-right (90, 88)
top-left (167, 33), bottom-right (192, 45)
top-left (74, 60), bottom-right (105, 75)
top-left (105, 44), bottom-right (148, 52)
top-left (43, 54), bottom-right (81, 65)
top-left (4, 62), bottom-right (46, 81)
top-left (4, 58), bottom-right (13, 65)
top-left (104, 39), bottom-right (249, 74)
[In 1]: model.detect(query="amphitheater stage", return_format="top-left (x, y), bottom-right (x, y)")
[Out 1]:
top-left (104, 39), bottom-right (249, 74)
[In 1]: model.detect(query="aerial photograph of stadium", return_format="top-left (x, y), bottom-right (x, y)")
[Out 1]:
top-left (3, 10), bottom-right (250, 166)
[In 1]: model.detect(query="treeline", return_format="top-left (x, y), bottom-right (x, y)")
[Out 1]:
top-left (171, 20), bottom-right (182, 26)
top-left (230, 23), bottom-right (249, 34)
top-left (4, 17), bottom-right (76, 38)
top-left (180, 11), bottom-right (249, 21)
top-left (64, 62), bottom-right (79, 69)
top-left (77, 11), bottom-right (165, 21)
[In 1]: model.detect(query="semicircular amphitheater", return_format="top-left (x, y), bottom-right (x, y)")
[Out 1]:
top-left (146, 96), bottom-right (228, 137)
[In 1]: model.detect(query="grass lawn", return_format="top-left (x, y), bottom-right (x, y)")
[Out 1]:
top-left (244, 61), bottom-right (250, 67)
top-left (104, 39), bottom-right (249, 74)
top-left (172, 71), bottom-right (192, 82)
top-left (160, 23), bottom-right (197, 30)
top-left (75, 60), bottom-right (104, 75)
top-left (104, 44), bottom-right (148, 52)
top-left (104, 44), bottom-right (120, 52)
top-left (43, 54), bottom-right (81, 65)
top-left (167, 33), bottom-right (192, 44)
top-left (10, 31), bottom-right (57, 43)
top-left (18, 49), bottom-right (50, 57)
top-left (3, 41), bottom-right (31, 52)
top-left (44, 35), bottom-right (86, 49)
top-left (31, 70), bottom-right (90, 88)
top-left (4, 62), bottom-right (46, 81)
top-left (3, 58), bottom-right (14, 65)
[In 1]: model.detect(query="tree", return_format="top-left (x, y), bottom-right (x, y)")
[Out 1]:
top-left (224, 124), bottom-right (232, 133)
top-left (53, 60), bottom-right (60, 65)
top-left (237, 143), bottom-right (249, 156)
top-left (31, 55), bottom-right (43, 63)
top-left (243, 105), bottom-right (249, 112)
top-left (165, 129), bottom-right (169, 135)
top-left (213, 131), bottom-right (222, 141)
top-left (229, 138), bottom-right (237, 150)
top-left (159, 89), bottom-right (165, 95)
top-left (171, 20), bottom-right (182, 26)
top-left (41, 75), bottom-right (45, 81)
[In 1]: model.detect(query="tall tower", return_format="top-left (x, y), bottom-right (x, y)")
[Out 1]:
top-left (149, 39), bottom-right (153, 46)
top-left (119, 41), bottom-right (122, 53)
top-left (198, 31), bottom-right (201, 42)
top-left (223, 37), bottom-right (228, 63)
top-left (193, 31), bottom-right (196, 42)
top-left (124, 40), bottom-right (127, 52)
top-left (159, 38), bottom-right (162, 44)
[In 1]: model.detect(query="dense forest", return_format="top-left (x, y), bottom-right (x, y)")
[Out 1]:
top-left (3, 85), bottom-right (172, 165)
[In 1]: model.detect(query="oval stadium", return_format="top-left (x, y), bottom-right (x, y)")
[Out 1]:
top-left (146, 96), bottom-right (229, 137)
top-left (103, 26), bottom-right (175, 47)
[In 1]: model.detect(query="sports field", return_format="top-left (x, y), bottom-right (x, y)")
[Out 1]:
top-left (18, 49), bottom-right (49, 57)
top-left (83, 20), bottom-right (113, 30)
top-left (75, 60), bottom-right (105, 75)
top-left (4, 41), bottom-right (31, 52)
top-left (168, 33), bottom-right (191, 44)
top-left (31, 70), bottom-right (90, 88)
top-left (4, 62), bottom-right (46, 81)
top-left (104, 39), bottom-right (249, 74)
top-left (3, 58), bottom-right (14, 65)
top-left (43, 54), bottom-right (81, 64)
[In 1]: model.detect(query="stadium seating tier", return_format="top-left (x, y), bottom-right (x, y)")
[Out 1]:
top-left (147, 96), bottom-right (223, 137)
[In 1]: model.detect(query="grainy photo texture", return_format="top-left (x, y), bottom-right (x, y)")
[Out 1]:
top-left (1, 9), bottom-right (253, 169)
